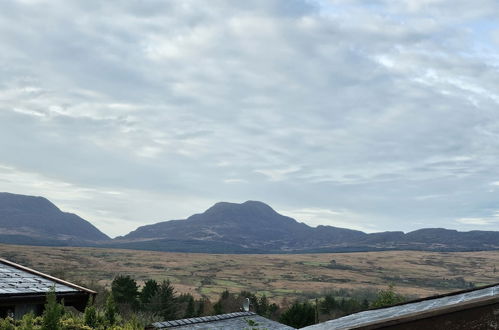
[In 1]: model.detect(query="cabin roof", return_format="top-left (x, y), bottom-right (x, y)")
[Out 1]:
top-left (0, 258), bottom-right (96, 296)
top-left (302, 283), bottom-right (499, 330)
top-left (149, 311), bottom-right (295, 329)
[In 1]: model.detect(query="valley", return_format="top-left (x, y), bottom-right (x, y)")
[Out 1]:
top-left (2, 244), bottom-right (498, 304)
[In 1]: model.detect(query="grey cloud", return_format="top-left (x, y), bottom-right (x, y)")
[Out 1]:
top-left (1, 0), bottom-right (499, 235)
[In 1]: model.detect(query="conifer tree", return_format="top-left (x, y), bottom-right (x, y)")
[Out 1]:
top-left (42, 287), bottom-right (64, 330)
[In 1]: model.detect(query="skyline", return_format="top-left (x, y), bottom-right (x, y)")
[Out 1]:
top-left (1, 0), bottom-right (499, 237)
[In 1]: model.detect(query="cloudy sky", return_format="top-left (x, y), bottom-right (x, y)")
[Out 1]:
top-left (1, 0), bottom-right (499, 237)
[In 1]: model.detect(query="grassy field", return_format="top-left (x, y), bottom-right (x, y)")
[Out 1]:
top-left (1, 244), bottom-right (498, 303)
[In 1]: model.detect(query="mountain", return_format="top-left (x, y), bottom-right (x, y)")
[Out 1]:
top-left (119, 201), bottom-right (367, 251)
top-left (0, 192), bottom-right (110, 245)
top-left (1, 194), bottom-right (498, 253)
top-left (115, 201), bottom-right (499, 253)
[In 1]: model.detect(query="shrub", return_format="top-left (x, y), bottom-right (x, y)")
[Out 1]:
top-left (370, 285), bottom-right (405, 308)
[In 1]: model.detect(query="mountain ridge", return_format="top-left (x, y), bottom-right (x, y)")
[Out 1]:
top-left (116, 200), bottom-right (499, 253)
top-left (0, 193), bottom-right (498, 253)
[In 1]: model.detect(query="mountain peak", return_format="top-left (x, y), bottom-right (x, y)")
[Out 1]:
top-left (0, 192), bottom-right (60, 214)
top-left (204, 200), bottom-right (277, 217)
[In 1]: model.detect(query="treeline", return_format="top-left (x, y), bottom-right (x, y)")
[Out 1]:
top-left (107, 275), bottom-right (407, 327)
top-left (0, 275), bottom-right (408, 329)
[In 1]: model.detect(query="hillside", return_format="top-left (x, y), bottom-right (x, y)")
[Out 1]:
top-left (0, 192), bottom-right (110, 244)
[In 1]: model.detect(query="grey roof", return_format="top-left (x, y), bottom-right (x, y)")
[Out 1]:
top-left (302, 283), bottom-right (499, 330)
top-left (150, 311), bottom-right (295, 329)
top-left (0, 258), bottom-right (95, 295)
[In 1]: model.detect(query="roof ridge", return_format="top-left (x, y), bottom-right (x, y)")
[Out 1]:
top-left (0, 258), bottom-right (96, 294)
top-left (151, 311), bottom-right (256, 328)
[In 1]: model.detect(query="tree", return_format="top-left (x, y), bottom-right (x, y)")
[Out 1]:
top-left (83, 296), bottom-right (98, 328)
top-left (151, 280), bottom-right (178, 320)
top-left (213, 289), bottom-right (241, 314)
top-left (42, 287), bottom-right (64, 330)
top-left (104, 293), bottom-right (117, 326)
top-left (177, 293), bottom-right (196, 318)
top-left (279, 301), bottom-right (315, 328)
top-left (371, 285), bottom-right (405, 308)
top-left (140, 279), bottom-right (159, 306)
top-left (111, 275), bottom-right (139, 308)
top-left (196, 296), bottom-right (213, 316)
top-left (320, 294), bottom-right (338, 315)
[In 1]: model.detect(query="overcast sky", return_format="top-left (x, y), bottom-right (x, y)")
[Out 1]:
top-left (1, 0), bottom-right (499, 237)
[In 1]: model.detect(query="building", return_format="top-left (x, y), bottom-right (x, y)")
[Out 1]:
top-left (147, 311), bottom-right (295, 329)
top-left (302, 283), bottom-right (499, 330)
top-left (0, 258), bottom-right (96, 319)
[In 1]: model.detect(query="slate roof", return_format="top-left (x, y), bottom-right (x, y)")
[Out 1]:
top-left (149, 311), bottom-right (295, 329)
top-left (302, 283), bottom-right (499, 330)
top-left (0, 258), bottom-right (95, 296)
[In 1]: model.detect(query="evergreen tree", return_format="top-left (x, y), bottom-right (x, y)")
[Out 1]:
top-left (140, 279), bottom-right (159, 306)
top-left (152, 280), bottom-right (178, 320)
top-left (83, 296), bottom-right (98, 328)
top-left (184, 294), bottom-right (196, 318)
top-left (320, 294), bottom-right (337, 314)
top-left (111, 275), bottom-right (139, 308)
top-left (42, 287), bottom-right (64, 330)
top-left (279, 301), bottom-right (316, 328)
top-left (104, 293), bottom-right (117, 325)
top-left (257, 294), bottom-right (269, 316)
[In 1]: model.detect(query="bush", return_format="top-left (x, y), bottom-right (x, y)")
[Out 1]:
top-left (0, 317), bottom-right (16, 330)
top-left (370, 285), bottom-right (405, 308)
top-left (60, 317), bottom-right (92, 330)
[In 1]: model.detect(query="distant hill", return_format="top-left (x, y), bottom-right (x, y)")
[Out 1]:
top-left (0, 192), bottom-right (110, 244)
top-left (1, 194), bottom-right (498, 253)
top-left (114, 201), bottom-right (499, 253)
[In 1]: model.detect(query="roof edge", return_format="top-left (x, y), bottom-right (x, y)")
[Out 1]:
top-left (369, 282), bottom-right (499, 311)
top-left (0, 258), bottom-right (97, 295)
top-left (350, 290), bottom-right (499, 330)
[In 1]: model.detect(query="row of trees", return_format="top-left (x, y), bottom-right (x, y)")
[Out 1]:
top-left (0, 275), bottom-right (407, 329)
top-left (108, 275), bottom-right (407, 328)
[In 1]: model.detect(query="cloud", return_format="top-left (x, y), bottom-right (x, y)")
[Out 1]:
top-left (279, 207), bottom-right (378, 232)
top-left (1, 0), bottom-right (499, 235)
top-left (457, 217), bottom-right (499, 226)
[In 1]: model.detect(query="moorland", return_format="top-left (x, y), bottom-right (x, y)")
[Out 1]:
top-left (2, 243), bottom-right (498, 303)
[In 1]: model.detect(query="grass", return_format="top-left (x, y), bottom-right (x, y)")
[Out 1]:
top-left (1, 244), bottom-right (498, 303)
